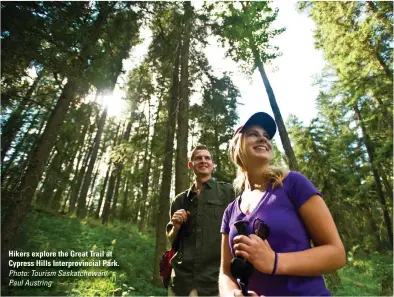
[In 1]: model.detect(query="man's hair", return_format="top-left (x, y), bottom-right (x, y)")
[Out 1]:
top-left (189, 144), bottom-right (210, 161)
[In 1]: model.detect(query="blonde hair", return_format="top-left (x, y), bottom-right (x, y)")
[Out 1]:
top-left (229, 131), bottom-right (288, 194)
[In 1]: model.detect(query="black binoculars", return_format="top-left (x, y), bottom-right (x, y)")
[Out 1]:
top-left (230, 219), bottom-right (270, 296)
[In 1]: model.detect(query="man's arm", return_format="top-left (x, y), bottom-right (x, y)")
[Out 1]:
top-left (166, 195), bottom-right (188, 245)
top-left (167, 224), bottom-right (181, 245)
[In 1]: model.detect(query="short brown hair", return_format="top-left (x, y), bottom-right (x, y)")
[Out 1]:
top-left (189, 144), bottom-right (210, 161)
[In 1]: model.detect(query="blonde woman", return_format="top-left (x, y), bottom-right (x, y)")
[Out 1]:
top-left (219, 112), bottom-right (345, 296)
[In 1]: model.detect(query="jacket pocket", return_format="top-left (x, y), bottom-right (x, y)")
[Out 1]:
top-left (207, 199), bottom-right (226, 219)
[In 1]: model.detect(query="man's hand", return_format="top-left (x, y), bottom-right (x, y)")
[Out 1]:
top-left (167, 209), bottom-right (190, 244)
top-left (171, 209), bottom-right (189, 230)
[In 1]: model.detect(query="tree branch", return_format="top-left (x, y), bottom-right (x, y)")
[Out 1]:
top-left (53, 72), bottom-right (64, 91)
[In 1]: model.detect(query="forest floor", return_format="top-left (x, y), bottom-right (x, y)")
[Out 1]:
top-left (1, 209), bottom-right (392, 296)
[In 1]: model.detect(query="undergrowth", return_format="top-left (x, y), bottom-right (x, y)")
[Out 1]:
top-left (1, 209), bottom-right (392, 296)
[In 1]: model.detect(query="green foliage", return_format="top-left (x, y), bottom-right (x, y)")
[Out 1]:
top-left (330, 251), bottom-right (393, 296)
top-left (3, 3), bottom-right (393, 296)
top-left (2, 209), bottom-right (167, 296)
top-left (190, 73), bottom-right (240, 182)
top-left (295, 1), bottom-right (393, 249)
top-left (2, 209), bottom-right (391, 296)
top-left (211, 1), bottom-right (285, 76)
top-left (299, 1), bottom-right (393, 172)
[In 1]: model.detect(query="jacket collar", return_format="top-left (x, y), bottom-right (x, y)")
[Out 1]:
top-left (186, 178), bottom-right (214, 198)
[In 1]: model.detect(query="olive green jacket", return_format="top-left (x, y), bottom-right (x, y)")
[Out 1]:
top-left (166, 178), bottom-right (235, 296)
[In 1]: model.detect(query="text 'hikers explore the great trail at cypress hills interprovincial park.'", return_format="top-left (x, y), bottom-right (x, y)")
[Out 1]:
top-left (1, 1), bottom-right (392, 297)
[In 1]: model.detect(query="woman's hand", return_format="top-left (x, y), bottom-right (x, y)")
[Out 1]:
top-left (232, 289), bottom-right (260, 296)
top-left (233, 234), bottom-right (275, 274)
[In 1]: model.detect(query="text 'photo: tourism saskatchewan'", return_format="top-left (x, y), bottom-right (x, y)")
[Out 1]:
top-left (0, 1), bottom-right (392, 297)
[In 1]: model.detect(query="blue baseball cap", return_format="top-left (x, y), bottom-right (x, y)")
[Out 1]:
top-left (233, 112), bottom-right (277, 140)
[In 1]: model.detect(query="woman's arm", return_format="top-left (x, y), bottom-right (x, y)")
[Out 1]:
top-left (233, 195), bottom-right (346, 276)
top-left (276, 194), bottom-right (346, 275)
top-left (219, 234), bottom-right (241, 296)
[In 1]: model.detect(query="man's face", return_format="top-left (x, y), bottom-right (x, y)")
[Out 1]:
top-left (188, 149), bottom-right (214, 177)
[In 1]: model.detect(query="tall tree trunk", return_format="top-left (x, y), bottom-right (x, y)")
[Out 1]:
top-left (379, 167), bottom-right (393, 206)
top-left (139, 98), bottom-right (163, 226)
top-left (138, 102), bottom-right (153, 231)
top-left (110, 167), bottom-right (122, 222)
top-left (2, 111), bottom-right (41, 191)
top-left (256, 63), bottom-right (299, 171)
top-left (130, 193), bottom-right (138, 224)
top-left (120, 175), bottom-right (130, 221)
top-left (239, 2), bottom-right (298, 171)
top-left (214, 113), bottom-right (221, 174)
top-left (1, 80), bottom-right (78, 275)
top-left (69, 131), bottom-right (93, 214)
top-left (36, 150), bottom-right (63, 207)
top-left (77, 107), bottom-right (107, 219)
top-left (95, 163), bottom-right (112, 219)
top-left (120, 113), bottom-right (137, 223)
top-left (175, 1), bottom-right (193, 195)
top-left (42, 141), bottom-right (74, 208)
top-left (0, 8), bottom-right (114, 251)
top-left (101, 123), bottom-right (122, 224)
top-left (110, 120), bottom-right (131, 222)
top-left (129, 154), bottom-right (142, 225)
top-left (354, 103), bottom-right (393, 248)
top-left (87, 156), bottom-right (102, 215)
top-left (101, 167), bottom-right (116, 225)
top-left (152, 41), bottom-right (181, 285)
top-left (1, 72), bottom-right (42, 163)
top-left (110, 75), bottom-right (143, 221)
top-left (4, 114), bottom-right (48, 193)
top-left (149, 157), bottom-right (161, 229)
top-left (51, 150), bottom-right (78, 213)
top-left (60, 188), bottom-right (71, 214)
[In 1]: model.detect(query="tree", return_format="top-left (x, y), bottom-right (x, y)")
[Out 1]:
top-left (175, 1), bottom-right (193, 195)
top-left (191, 73), bottom-right (240, 182)
top-left (299, 1), bottom-right (393, 248)
top-left (1, 2), bottom-right (143, 271)
top-left (212, 2), bottom-right (299, 171)
top-left (77, 107), bottom-right (107, 218)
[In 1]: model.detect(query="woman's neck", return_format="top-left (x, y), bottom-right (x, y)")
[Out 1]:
top-left (245, 166), bottom-right (270, 191)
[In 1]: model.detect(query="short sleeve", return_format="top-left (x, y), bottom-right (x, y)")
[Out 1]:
top-left (288, 171), bottom-right (321, 209)
top-left (220, 202), bottom-right (233, 234)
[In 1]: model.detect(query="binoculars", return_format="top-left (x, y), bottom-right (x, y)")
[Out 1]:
top-left (230, 219), bottom-right (270, 296)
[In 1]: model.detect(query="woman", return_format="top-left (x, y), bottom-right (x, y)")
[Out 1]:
top-left (219, 112), bottom-right (346, 296)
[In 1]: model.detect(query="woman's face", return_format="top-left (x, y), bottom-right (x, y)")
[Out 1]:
top-left (242, 125), bottom-right (273, 166)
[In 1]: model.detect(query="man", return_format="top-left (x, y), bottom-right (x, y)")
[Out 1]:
top-left (166, 144), bottom-right (235, 296)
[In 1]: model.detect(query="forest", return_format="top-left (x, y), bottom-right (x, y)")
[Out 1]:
top-left (1, 1), bottom-right (392, 296)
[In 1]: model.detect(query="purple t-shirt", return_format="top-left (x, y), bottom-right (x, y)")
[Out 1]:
top-left (221, 171), bottom-right (331, 296)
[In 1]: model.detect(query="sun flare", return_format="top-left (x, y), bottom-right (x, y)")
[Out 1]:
top-left (99, 90), bottom-right (126, 118)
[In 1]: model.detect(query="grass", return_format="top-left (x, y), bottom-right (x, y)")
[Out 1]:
top-left (2, 209), bottom-right (167, 296)
top-left (327, 249), bottom-right (393, 296)
top-left (1, 209), bottom-right (392, 296)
